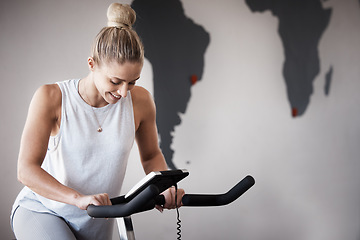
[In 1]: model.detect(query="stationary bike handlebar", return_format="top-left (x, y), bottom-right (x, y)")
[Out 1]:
top-left (87, 175), bottom-right (255, 218)
top-left (182, 175), bottom-right (255, 206)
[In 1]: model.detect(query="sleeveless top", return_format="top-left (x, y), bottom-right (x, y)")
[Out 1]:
top-left (11, 79), bottom-right (135, 240)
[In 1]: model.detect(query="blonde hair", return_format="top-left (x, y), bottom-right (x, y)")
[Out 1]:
top-left (91, 3), bottom-right (144, 65)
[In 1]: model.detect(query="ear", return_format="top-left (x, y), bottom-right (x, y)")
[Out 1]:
top-left (87, 57), bottom-right (96, 71)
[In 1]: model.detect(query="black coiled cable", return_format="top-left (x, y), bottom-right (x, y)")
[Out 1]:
top-left (174, 184), bottom-right (182, 240)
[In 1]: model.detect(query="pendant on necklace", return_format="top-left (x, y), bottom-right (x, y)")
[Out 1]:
top-left (97, 127), bottom-right (103, 132)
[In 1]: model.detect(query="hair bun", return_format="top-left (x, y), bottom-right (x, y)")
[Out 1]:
top-left (107, 3), bottom-right (136, 28)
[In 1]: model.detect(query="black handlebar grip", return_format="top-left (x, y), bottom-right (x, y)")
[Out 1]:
top-left (134, 195), bottom-right (165, 213)
top-left (182, 175), bottom-right (255, 207)
top-left (154, 195), bottom-right (166, 206)
top-left (87, 184), bottom-right (161, 218)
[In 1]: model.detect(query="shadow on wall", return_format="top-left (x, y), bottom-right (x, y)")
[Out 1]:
top-left (131, 0), bottom-right (210, 169)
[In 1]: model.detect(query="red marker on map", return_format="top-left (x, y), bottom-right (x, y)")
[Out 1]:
top-left (190, 74), bottom-right (198, 85)
top-left (292, 108), bottom-right (298, 117)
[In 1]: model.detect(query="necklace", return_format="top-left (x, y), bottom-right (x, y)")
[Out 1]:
top-left (82, 79), bottom-right (112, 133)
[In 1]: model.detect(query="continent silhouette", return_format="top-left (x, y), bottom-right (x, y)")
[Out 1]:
top-left (246, 0), bottom-right (332, 117)
top-left (131, 0), bottom-right (210, 168)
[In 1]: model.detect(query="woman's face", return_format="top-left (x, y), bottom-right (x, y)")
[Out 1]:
top-left (91, 60), bottom-right (143, 105)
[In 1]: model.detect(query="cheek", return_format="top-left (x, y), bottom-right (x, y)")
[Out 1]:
top-left (94, 74), bottom-right (109, 88)
top-left (94, 77), bottom-right (110, 94)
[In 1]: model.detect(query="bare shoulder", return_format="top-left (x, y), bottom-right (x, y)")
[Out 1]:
top-left (130, 86), bottom-right (155, 109)
top-left (34, 84), bottom-right (61, 101)
top-left (35, 83), bottom-right (61, 99)
top-left (131, 86), bottom-right (153, 101)
top-left (30, 83), bottom-right (62, 119)
top-left (131, 86), bottom-right (156, 130)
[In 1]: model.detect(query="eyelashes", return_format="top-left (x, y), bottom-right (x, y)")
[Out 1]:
top-left (110, 81), bottom-right (136, 85)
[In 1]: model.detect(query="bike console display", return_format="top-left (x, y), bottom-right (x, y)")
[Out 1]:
top-left (125, 169), bottom-right (189, 201)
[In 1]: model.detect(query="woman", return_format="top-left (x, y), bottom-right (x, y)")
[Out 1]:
top-left (11, 3), bottom-right (184, 240)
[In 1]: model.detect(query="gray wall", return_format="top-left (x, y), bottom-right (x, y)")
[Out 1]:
top-left (1, 0), bottom-right (360, 239)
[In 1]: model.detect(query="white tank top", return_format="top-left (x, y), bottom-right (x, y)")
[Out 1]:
top-left (11, 79), bottom-right (135, 240)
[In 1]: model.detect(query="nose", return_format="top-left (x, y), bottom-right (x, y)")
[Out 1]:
top-left (117, 83), bottom-right (128, 98)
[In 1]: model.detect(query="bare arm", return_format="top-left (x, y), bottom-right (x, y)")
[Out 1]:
top-left (132, 86), bottom-right (168, 173)
top-left (132, 86), bottom-right (184, 209)
top-left (17, 84), bottom-right (110, 210)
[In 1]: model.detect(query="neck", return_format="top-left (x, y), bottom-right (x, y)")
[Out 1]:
top-left (79, 76), bottom-right (108, 108)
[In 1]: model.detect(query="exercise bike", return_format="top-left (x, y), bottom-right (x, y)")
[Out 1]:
top-left (87, 169), bottom-right (255, 240)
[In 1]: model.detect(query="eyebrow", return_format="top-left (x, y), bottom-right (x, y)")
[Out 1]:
top-left (112, 76), bottom-right (140, 82)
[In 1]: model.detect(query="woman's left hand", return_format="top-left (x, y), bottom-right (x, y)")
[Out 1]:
top-left (155, 187), bottom-right (185, 212)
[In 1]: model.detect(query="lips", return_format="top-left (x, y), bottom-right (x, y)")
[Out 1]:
top-left (110, 92), bottom-right (121, 99)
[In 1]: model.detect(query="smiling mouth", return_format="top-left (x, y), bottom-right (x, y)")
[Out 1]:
top-left (110, 92), bottom-right (121, 99)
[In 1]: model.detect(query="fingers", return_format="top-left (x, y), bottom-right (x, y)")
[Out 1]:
top-left (90, 193), bottom-right (112, 206)
top-left (77, 193), bottom-right (112, 210)
top-left (162, 187), bottom-right (185, 210)
top-left (155, 204), bottom-right (164, 213)
top-left (176, 188), bottom-right (185, 207)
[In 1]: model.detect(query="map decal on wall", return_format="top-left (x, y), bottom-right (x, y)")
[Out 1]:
top-left (131, 0), bottom-right (210, 169)
top-left (245, 0), bottom-right (332, 117)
